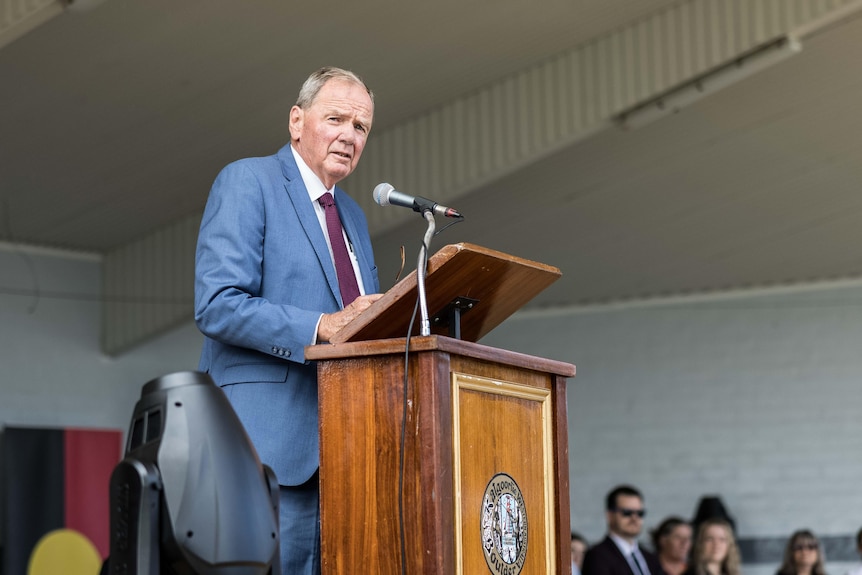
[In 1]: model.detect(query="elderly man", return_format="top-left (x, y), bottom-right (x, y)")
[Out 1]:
top-left (195, 66), bottom-right (383, 574)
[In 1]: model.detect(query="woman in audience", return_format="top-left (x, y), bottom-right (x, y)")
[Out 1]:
top-left (652, 516), bottom-right (693, 575)
top-left (571, 531), bottom-right (588, 575)
top-left (685, 518), bottom-right (742, 575)
top-left (776, 530), bottom-right (827, 575)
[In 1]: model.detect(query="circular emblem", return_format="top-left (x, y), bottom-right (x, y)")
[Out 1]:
top-left (481, 473), bottom-right (528, 574)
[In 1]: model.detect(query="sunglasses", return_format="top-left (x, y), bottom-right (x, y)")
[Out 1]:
top-left (793, 543), bottom-right (818, 552)
top-left (615, 507), bottom-right (646, 518)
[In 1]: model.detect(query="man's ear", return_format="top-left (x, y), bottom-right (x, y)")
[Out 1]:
top-left (288, 105), bottom-right (303, 141)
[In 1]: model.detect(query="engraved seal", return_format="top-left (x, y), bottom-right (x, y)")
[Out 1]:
top-left (481, 472), bottom-right (528, 574)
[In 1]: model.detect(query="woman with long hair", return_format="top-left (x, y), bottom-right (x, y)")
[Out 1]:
top-left (776, 530), bottom-right (827, 575)
top-left (685, 518), bottom-right (741, 575)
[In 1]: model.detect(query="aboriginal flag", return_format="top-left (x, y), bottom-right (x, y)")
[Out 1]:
top-left (2, 426), bottom-right (122, 575)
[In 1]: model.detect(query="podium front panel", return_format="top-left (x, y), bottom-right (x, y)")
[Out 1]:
top-left (452, 373), bottom-right (556, 575)
top-left (314, 336), bottom-right (573, 575)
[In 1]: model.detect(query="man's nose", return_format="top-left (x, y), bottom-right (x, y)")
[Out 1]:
top-left (339, 125), bottom-right (355, 143)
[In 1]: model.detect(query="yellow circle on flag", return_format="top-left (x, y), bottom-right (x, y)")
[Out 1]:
top-left (28, 528), bottom-right (102, 575)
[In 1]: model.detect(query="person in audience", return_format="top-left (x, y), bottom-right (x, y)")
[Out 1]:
top-left (685, 517), bottom-right (741, 575)
top-left (572, 532), bottom-right (588, 575)
top-left (582, 485), bottom-right (666, 575)
top-left (846, 527), bottom-right (862, 575)
top-left (691, 496), bottom-right (736, 542)
top-left (652, 516), bottom-right (693, 575)
top-left (776, 530), bottom-right (827, 575)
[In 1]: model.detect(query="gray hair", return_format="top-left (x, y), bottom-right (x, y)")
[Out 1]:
top-left (295, 66), bottom-right (374, 108)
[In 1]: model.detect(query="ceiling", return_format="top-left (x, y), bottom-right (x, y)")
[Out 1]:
top-left (2, 0), bottom-right (862, 307)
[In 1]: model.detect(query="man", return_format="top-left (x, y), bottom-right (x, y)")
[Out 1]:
top-left (194, 67), bottom-right (383, 575)
top-left (582, 485), bottom-right (666, 575)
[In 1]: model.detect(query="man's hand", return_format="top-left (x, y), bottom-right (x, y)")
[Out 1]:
top-left (318, 294), bottom-right (384, 342)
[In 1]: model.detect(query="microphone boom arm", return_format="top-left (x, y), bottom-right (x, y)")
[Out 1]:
top-left (417, 209), bottom-right (436, 337)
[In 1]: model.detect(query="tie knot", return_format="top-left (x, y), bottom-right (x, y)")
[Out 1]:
top-left (319, 192), bottom-right (335, 208)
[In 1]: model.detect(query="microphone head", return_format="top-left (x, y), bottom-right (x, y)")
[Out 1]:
top-left (373, 183), bottom-right (395, 206)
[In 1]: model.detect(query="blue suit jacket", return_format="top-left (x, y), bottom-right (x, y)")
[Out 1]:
top-left (194, 143), bottom-right (379, 486)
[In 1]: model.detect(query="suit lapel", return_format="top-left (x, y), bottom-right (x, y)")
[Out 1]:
top-left (607, 537), bottom-right (639, 575)
top-left (278, 145), bottom-right (342, 305)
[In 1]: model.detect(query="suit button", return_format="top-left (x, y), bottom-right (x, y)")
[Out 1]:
top-left (285, 350), bottom-right (291, 357)
top-left (271, 347), bottom-right (278, 353)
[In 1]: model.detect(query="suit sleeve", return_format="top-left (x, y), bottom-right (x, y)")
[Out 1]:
top-left (194, 161), bottom-right (323, 363)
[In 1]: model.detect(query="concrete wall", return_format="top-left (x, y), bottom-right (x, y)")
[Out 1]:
top-left (2, 249), bottom-right (860, 573)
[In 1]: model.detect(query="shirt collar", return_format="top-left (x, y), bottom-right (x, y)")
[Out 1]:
top-left (290, 144), bottom-right (333, 203)
top-left (609, 532), bottom-right (639, 556)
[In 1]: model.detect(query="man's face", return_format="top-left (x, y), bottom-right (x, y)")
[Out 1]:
top-left (607, 494), bottom-right (645, 540)
top-left (289, 79), bottom-right (373, 189)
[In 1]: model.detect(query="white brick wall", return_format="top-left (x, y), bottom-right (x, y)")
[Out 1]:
top-left (0, 249), bottom-right (202, 431)
top-left (482, 283), bottom-right (862, 569)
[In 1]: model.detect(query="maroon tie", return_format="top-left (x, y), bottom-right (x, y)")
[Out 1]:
top-left (319, 192), bottom-right (361, 307)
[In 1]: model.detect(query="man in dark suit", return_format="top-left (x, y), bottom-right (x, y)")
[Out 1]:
top-left (582, 485), bottom-right (666, 575)
top-left (194, 67), bottom-right (383, 575)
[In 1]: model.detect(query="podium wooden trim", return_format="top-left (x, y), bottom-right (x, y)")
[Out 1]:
top-left (307, 335), bottom-right (575, 575)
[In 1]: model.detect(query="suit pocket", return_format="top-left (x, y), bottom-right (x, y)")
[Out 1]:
top-left (221, 362), bottom-right (289, 385)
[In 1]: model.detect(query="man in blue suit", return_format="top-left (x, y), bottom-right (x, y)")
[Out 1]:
top-left (194, 67), bottom-right (382, 575)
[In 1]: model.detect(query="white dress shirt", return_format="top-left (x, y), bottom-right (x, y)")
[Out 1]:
top-left (290, 145), bottom-right (366, 297)
top-left (609, 533), bottom-right (651, 575)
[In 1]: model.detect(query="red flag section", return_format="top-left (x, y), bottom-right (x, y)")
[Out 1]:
top-left (1, 426), bottom-right (122, 574)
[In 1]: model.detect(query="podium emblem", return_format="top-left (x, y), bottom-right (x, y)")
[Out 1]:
top-left (480, 473), bottom-right (528, 574)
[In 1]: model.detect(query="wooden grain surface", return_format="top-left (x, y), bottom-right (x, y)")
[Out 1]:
top-left (330, 243), bottom-right (561, 344)
top-left (317, 338), bottom-right (573, 575)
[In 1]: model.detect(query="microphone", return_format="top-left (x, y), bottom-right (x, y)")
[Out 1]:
top-left (373, 183), bottom-right (462, 218)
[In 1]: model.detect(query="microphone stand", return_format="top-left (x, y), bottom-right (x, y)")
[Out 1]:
top-left (417, 209), bottom-right (436, 336)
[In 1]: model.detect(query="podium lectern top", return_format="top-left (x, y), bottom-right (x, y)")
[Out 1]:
top-left (330, 243), bottom-right (561, 344)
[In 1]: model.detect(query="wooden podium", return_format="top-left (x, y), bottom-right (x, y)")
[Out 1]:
top-left (306, 244), bottom-right (575, 575)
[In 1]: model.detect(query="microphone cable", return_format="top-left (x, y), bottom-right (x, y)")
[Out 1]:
top-left (398, 261), bottom-right (422, 575)
top-left (397, 218), bottom-right (462, 575)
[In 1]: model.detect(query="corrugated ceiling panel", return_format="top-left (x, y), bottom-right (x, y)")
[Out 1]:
top-left (350, 0), bottom-right (856, 235)
top-left (0, 0), bottom-right (63, 49)
top-left (102, 214), bottom-right (197, 355)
